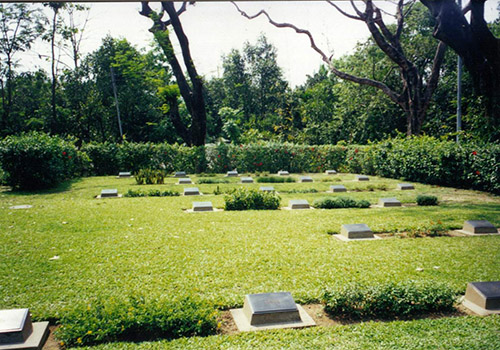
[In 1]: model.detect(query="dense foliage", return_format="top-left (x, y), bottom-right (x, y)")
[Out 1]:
top-left (223, 188), bottom-right (281, 210)
top-left (416, 195), bottom-right (439, 206)
top-left (55, 295), bottom-right (218, 347)
top-left (0, 132), bottom-right (85, 190)
top-left (313, 196), bottom-right (371, 209)
top-left (323, 281), bottom-right (456, 319)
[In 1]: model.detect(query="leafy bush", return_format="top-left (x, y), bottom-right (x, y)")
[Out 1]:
top-left (0, 132), bottom-right (86, 190)
top-left (124, 189), bottom-right (179, 197)
top-left (197, 178), bottom-right (230, 184)
top-left (256, 176), bottom-right (296, 183)
top-left (322, 281), bottom-right (456, 319)
top-left (55, 295), bottom-right (218, 347)
top-left (283, 188), bottom-right (318, 194)
top-left (224, 188), bottom-right (281, 210)
top-left (416, 195), bottom-right (438, 206)
top-left (134, 169), bottom-right (167, 185)
top-left (404, 220), bottom-right (447, 238)
top-left (313, 196), bottom-right (371, 209)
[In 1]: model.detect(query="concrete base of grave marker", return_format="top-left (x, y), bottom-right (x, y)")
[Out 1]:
top-left (241, 177), bottom-right (254, 183)
top-left (462, 281), bottom-right (500, 316)
top-left (397, 183), bottom-right (414, 190)
top-left (178, 178), bottom-right (192, 184)
top-left (300, 176), bottom-right (313, 183)
top-left (0, 309), bottom-right (49, 350)
top-left (325, 170), bottom-right (337, 175)
top-left (98, 189), bottom-right (120, 198)
top-left (183, 187), bottom-right (200, 196)
top-left (9, 205), bottom-right (32, 210)
top-left (330, 185), bottom-right (347, 192)
top-left (460, 220), bottom-right (498, 235)
top-left (378, 198), bottom-right (402, 207)
top-left (260, 186), bottom-right (274, 192)
top-left (278, 171), bottom-right (289, 176)
top-left (340, 224), bottom-right (375, 239)
top-left (356, 175), bottom-right (369, 181)
top-left (230, 292), bottom-right (315, 332)
top-left (226, 171), bottom-right (238, 177)
top-left (289, 199), bottom-right (310, 209)
top-left (192, 202), bottom-right (213, 212)
top-left (174, 172), bottom-right (186, 178)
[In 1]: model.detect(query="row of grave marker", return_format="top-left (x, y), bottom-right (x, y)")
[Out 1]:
top-left (1, 279), bottom-right (499, 349)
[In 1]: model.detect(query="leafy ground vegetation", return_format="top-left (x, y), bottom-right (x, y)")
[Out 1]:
top-left (0, 173), bottom-right (499, 349)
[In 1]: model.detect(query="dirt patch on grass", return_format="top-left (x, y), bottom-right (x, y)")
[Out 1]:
top-left (43, 326), bottom-right (60, 350)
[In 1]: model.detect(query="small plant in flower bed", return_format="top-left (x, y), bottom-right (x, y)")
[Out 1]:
top-left (282, 188), bottom-right (319, 194)
top-left (313, 196), bottom-right (370, 209)
top-left (124, 189), bottom-right (179, 197)
top-left (55, 295), bottom-right (218, 347)
top-left (416, 195), bottom-right (438, 206)
top-left (402, 221), bottom-right (448, 238)
top-left (134, 169), bottom-right (166, 185)
top-left (224, 188), bottom-right (280, 210)
top-left (197, 178), bottom-right (230, 184)
top-left (256, 176), bottom-right (296, 183)
top-left (322, 281), bottom-right (456, 320)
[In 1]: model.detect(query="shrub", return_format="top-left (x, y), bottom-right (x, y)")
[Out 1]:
top-left (405, 220), bottom-right (447, 238)
top-left (197, 178), bottom-right (230, 184)
top-left (0, 132), bottom-right (85, 190)
top-left (124, 189), bottom-right (179, 197)
top-left (224, 188), bottom-right (281, 210)
top-left (134, 169), bottom-right (167, 185)
top-left (313, 196), bottom-right (370, 209)
top-left (55, 295), bottom-right (218, 347)
top-left (283, 188), bottom-right (318, 194)
top-left (256, 176), bottom-right (296, 183)
top-left (322, 281), bottom-right (456, 319)
top-left (416, 195), bottom-right (438, 206)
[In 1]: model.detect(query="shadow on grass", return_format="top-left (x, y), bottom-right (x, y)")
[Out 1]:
top-left (0, 177), bottom-right (84, 196)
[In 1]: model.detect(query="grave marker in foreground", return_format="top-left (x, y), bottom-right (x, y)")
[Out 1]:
top-left (462, 220), bottom-right (498, 234)
top-left (463, 281), bottom-right (500, 316)
top-left (0, 308), bottom-right (49, 350)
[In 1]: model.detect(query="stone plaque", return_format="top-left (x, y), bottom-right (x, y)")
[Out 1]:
top-left (178, 178), bottom-right (192, 184)
top-left (330, 185), bottom-right (347, 192)
top-left (325, 170), bottom-right (337, 175)
top-left (118, 172), bottom-right (131, 178)
top-left (192, 202), bottom-right (213, 212)
top-left (0, 309), bottom-right (32, 344)
top-left (241, 177), bottom-right (254, 183)
top-left (289, 200), bottom-right (310, 209)
top-left (259, 186), bottom-right (274, 192)
top-left (397, 183), bottom-right (414, 190)
top-left (100, 189), bottom-right (118, 198)
top-left (341, 224), bottom-right (374, 239)
top-left (300, 176), bottom-right (313, 183)
top-left (464, 281), bottom-right (500, 314)
top-left (278, 171), bottom-right (289, 176)
top-left (183, 187), bottom-right (200, 196)
top-left (463, 220), bottom-right (497, 234)
top-left (378, 197), bottom-right (401, 207)
top-left (226, 170), bottom-right (238, 177)
top-left (356, 175), bottom-right (369, 181)
top-left (9, 205), bottom-right (32, 210)
top-left (174, 171), bottom-right (186, 177)
top-left (243, 292), bottom-right (301, 326)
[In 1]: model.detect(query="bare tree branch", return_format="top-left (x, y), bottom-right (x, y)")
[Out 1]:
top-left (326, 1), bottom-right (363, 21)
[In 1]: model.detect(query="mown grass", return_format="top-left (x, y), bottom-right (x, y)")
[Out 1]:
top-left (0, 173), bottom-right (499, 349)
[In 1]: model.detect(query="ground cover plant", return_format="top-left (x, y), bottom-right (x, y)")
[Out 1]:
top-left (313, 196), bottom-right (370, 209)
top-left (0, 173), bottom-right (499, 349)
top-left (256, 176), bottom-right (296, 183)
top-left (417, 194), bottom-right (439, 206)
top-left (124, 189), bottom-right (179, 197)
top-left (223, 188), bottom-right (281, 210)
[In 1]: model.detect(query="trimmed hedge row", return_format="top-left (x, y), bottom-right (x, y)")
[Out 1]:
top-left (1, 134), bottom-right (498, 194)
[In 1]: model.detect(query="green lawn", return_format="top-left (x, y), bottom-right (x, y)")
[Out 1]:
top-left (0, 173), bottom-right (499, 349)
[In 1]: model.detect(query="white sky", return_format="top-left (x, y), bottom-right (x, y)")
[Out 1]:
top-left (22, 1), bottom-right (500, 87)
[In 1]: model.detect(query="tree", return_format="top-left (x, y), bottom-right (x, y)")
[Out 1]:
top-left (233, 0), bottom-right (447, 136)
top-left (0, 3), bottom-right (43, 134)
top-left (140, 2), bottom-right (207, 146)
top-left (421, 0), bottom-right (500, 135)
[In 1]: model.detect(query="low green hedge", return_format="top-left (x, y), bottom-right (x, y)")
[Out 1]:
top-left (256, 176), bottom-right (296, 183)
top-left (55, 295), bottom-right (218, 347)
top-left (224, 188), bottom-right (281, 210)
top-left (313, 196), bottom-right (370, 209)
top-left (323, 281), bottom-right (456, 319)
top-left (416, 195), bottom-right (439, 206)
top-left (124, 189), bottom-right (179, 197)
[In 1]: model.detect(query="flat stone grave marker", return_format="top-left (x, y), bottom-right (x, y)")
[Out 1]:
top-left (397, 183), bottom-right (414, 190)
top-left (463, 281), bottom-right (500, 315)
top-left (462, 220), bottom-right (498, 234)
top-left (226, 170), bottom-right (238, 177)
top-left (289, 199), bottom-right (310, 209)
top-left (300, 176), bottom-right (313, 183)
top-left (378, 197), bottom-right (402, 207)
top-left (100, 189), bottom-right (118, 198)
top-left (183, 187), bottom-right (200, 196)
top-left (330, 185), bottom-right (347, 192)
top-left (341, 224), bottom-right (374, 239)
top-left (325, 170), bottom-right (337, 175)
top-left (356, 175), bottom-right (369, 181)
top-left (174, 171), bottom-right (186, 178)
top-left (230, 292), bottom-right (315, 332)
top-left (118, 172), bottom-right (131, 178)
top-left (241, 177), bottom-right (254, 183)
top-left (260, 186), bottom-right (275, 192)
top-left (0, 308), bottom-right (49, 350)
top-left (9, 205), bottom-right (32, 210)
top-left (192, 201), bottom-right (213, 212)
top-left (178, 178), bottom-right (192, 184)
top-left (278, 171), bottom-right (289, 176)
